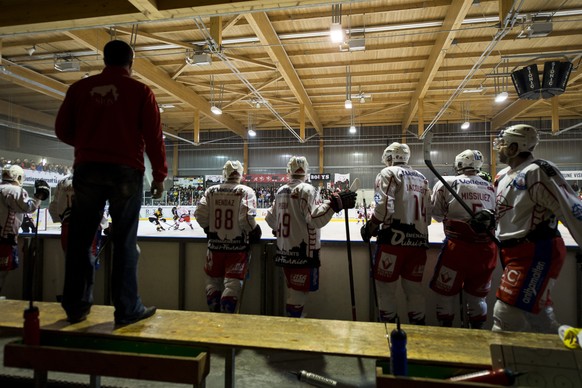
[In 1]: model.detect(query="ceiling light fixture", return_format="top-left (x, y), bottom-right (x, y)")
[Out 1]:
top-left (210, 75), bottom-right (223, 115)
top-left (494, 59), bottom-right (509, 103)
top-left (54, 55), bottom-right (80, 72)
top-left (211, 105), bottom-right (222, 115)
top-left (330, 4), bottom-right (344, 43)
top-left (460, 102), bottom-right (470, 130)
top-left (25, 45), bottom-right (36, 56)
top-left (247, 113), bottom-right (256, 137)
top-left (495, 91), bottom-right (508, 103)
top-left (186, 50), bottom-right (212, 66)
top-left (349, 109), bottom-right (356, 134)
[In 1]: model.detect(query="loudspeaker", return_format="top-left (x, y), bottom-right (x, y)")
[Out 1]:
top-left (511, 64), bottom-right (541, 100)
top-left (541, 61), bottom-right (573, 99)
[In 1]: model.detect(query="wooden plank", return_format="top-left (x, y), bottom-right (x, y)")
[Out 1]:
top-left (0, 299), bottom-right (566, 368)
top-left (5, 341), bottom-right (209, 385)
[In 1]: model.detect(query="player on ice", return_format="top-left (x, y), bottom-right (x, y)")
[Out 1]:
top-left (148, 207), bottom-right (166, 232)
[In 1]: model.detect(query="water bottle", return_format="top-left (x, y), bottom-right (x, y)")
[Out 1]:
top-left (23, 306), bottom-right (40, 346)
top-left (390, 316), bottom-right (408, 376)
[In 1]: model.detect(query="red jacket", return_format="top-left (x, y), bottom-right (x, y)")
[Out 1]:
top-left (55, 66), bottom-right (167, 182)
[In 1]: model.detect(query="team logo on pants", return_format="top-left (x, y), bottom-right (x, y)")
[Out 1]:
top-left (435, 266), bottom-right (456, 292)
top-left (378, 252), bottom-right (396, 278)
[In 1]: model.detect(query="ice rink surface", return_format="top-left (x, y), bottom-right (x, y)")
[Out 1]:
top-left (133, 213), bottom-right (577, 247)
top-left (42, 209), bottom-right (576, 246)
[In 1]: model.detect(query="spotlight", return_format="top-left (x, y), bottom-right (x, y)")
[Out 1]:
top-left (495, 91), bottom-right (508, 103)
top-left (248, 129), bottom-right (257, 137)
top-left (330, 23), bottom-right (344, 43)
top-left (211, 105), bottom-right (222, 115)
top-left (461, 121), bottom-right (470, 130)
top-left (344, 99), bottom-right (352, 109)
top-left (349, 125), bottom-right (356, 134)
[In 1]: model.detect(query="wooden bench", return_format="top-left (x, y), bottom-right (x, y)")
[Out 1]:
top-left (0, 299), bottom-right (567, 387)
top-left (4, 333), bottom-right (209, 388)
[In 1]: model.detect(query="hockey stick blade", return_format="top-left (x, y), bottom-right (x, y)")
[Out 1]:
top-left (349, 177), bottom-right (361, 192)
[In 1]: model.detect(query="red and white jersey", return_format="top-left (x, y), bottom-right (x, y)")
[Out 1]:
top-left (48, 174), bottom-right (74, 223)
top-left (432, 173), bottom-right (495, 242)
top-left (265, 179), bottom-right (335, 265)
top-left (495, 155), bottom-right (582, 245)
top-left (372, 164), bottom-right (430, 246)
top-left (0, 183), bottom-right (41, 243)
top-left (195, 181), bottom-right (257, 251)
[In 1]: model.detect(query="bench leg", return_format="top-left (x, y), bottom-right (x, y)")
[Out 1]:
top-left (90, 375), bottom-right (101, 388)
top-left (33, 369), bottom-right (47, 388)
top-left (225, 348), bottom-right (235, 388)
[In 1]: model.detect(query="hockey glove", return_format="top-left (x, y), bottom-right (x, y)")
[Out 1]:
top-left (248, 225), bottom-right (262, 244)
top-left (360, 220), bottom-right (379, 243)
top-left (34, 179), bottom-right (50, 201)
top-left (330, 191), bottom-right (357, 213)
top-left (469, 209), bottom-right (495, 233)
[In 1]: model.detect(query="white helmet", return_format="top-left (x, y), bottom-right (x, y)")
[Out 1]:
top-left (495, 124), bottom-right (539, 153)
top-left (2, 164), bottom-right (25, 186)
top-left (382, 142), bottom-right (410, 165)
top-left (222, 160), bottom-right (243, 182)
top-left (287, 156), bottom-right (309, 179)
top-left (455, 149), bottom-right (484, 172)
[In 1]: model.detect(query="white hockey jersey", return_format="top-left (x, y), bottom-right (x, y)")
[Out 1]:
top-left (195, 182), bottom-right (258, 251)
top-left (432, 173), bottom-right (495, 242)
top-left (265, 179), bottom-right (335, 267)
top-left (495, 155), bottom-right (582, 246)
top-left (0, 183), bottom-right (41, 244)
top-left (48, 174), bottom-right (74, 223)
top-left (373, 165), bottom-right (430, 248)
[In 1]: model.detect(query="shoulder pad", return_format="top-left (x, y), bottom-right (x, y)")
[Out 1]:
top-left (532, 159), bottom-right (558, 177)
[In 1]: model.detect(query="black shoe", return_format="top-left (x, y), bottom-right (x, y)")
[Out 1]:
top-left (115, 306), bottom-right (157, 325)
top-left (67, 310), bottom-right (90, 324)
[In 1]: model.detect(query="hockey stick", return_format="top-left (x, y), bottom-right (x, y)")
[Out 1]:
top-left (362, 198), bottom-right (380, 321)
top-left (235, 251), bottom-right (252, 315)
top-left (345, 178), bottom-right (361, 321)
top-left (423, 131), bottom-right (501, 247)
top-left (23, 207), bottom-right (42, 345)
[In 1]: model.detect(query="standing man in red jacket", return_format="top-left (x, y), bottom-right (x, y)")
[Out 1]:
top-left (55, 40), bottom-right (167, 325)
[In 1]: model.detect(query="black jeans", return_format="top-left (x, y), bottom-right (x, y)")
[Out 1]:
top-left (61, 163), bottom-right (145, 321)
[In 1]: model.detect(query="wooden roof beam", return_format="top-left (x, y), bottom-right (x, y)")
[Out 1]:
top-left (126, 0), bottom-right (165, 20)
top-left (0, 0), bottom-right (357, 35)
top-left (245, 12), bottom-right (323, 136)
top-left (0, 59), bottom-right (67, 100)
top-left (401, 0), bottom-right (474, 132)
top-left (65, 28), bottom-right (246, 137)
